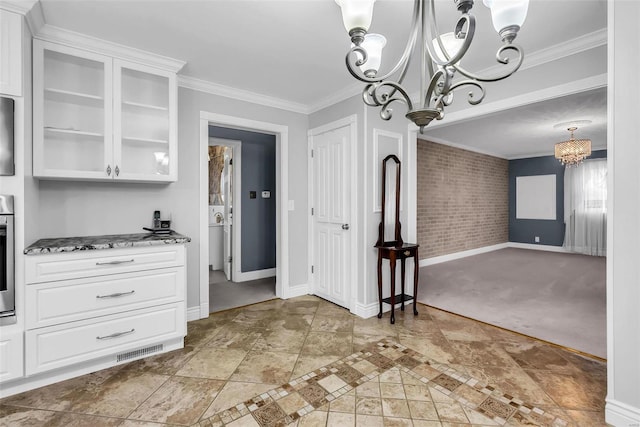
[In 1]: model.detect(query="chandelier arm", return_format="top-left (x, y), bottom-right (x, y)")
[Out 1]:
top-left (425, 1), bottom-right (476, 69)
top-left (423, 68), bottom-right (447, 109)
top-left (345, 46), bottom-right (370, 82)
top-left (448, 43), bottom-right (525, 83)
top-left (344, 0), bottom-right (421, 84)
top-left (363, 81), bottom-right (414, 115)
top-left (380, 97), bottom-right (409, 121)
top-left (447, 79), bottom-right (486, 105)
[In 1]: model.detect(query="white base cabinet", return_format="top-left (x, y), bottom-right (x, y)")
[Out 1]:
top-left (0, 327), bottom-right (24, 383)
top-left (23, 245), bottom-right (187, 377)
top-left (26, 302), bottom-right (184, 375)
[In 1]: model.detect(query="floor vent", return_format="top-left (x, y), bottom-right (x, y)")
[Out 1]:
top-left (117, 344), bottom-right (163, 363)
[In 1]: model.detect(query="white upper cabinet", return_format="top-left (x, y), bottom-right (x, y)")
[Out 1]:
top-left (0, 9), bottom-right (23, 96)
top-left (114, 60), bottom-right (177, 181)
top-left (34, 41), bottom-right (113, 180)
top-left (33, 37), bottom-right (181, 182)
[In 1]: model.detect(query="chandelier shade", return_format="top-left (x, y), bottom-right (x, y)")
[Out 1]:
top-left (353, 33), bottom-right (387, 76)
top-left (484, 0), bottom-right (529, 41)
top-left (554, 127), bottom-right (592, 166)
top-left (335, 0), bottom-right (529, 131)
top-left (335, 0), bottom-right (377, 43)
top-left (432, 32), bottom-right (464, 64)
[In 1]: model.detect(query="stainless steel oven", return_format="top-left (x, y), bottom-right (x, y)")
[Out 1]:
top-left (0, 195), bottom-right (15, 318)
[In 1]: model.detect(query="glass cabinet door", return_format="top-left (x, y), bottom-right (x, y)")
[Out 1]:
top-left (33, 40), bottom-right (112, 179)
top-left (113, 60), bottom-right (176, 182)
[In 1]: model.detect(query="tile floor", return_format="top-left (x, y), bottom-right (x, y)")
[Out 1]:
top-left (0, 296), bottom-right (608, 426)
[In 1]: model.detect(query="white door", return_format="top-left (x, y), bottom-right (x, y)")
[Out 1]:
top-left (311, 125), bottom-right (351, 308)
top-left (223, 151), bottom-right (232, 281)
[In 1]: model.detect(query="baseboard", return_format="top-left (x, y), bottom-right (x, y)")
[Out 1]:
top-left (233, 268), bottom-right (276, 282)
top-left (419, 243), bottom-right (509, 267)
top-left (606, 398), bottom-right (640, 426)
top-left (353, 301), bottom-right (379, 318)
top-left (187, 305), bottom-right (203, 322)
top-left (507, 242), bottom-right (569, 253)
top-left (282, 283), bottom-right (309, 299)
top-left (352, 300), bottom-right (413, 319)
top-left (418, 242), bottom-right (573, 267)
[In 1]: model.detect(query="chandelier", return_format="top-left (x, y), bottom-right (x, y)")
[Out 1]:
top-left (554, 127), bottom-right (592, 166)
top-left (335, 0), bottom-right (529, 131)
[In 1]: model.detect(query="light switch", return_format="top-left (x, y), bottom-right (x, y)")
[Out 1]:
top-left (262, 191), bottom-right (271, 198)
top-left (249, 191), bottom-right (256, 199)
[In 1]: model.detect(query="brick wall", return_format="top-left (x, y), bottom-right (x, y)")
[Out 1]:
top-left (417, 139), bottom-right (508, 259)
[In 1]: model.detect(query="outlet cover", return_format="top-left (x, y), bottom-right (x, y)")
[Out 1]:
top-left (535, 236), bottom-right (540, 243)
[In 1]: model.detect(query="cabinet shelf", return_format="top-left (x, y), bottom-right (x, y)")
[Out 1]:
top-left (35, 39), bottom-right (177, 182)
top-left (122, 136), bottom-right (169, 145)
top-left (122, 100), bottom-right (168, 112)
top-left (45, 88), bottom-right (103, 105)
top-left (44, 127), bottom-right (103, 138)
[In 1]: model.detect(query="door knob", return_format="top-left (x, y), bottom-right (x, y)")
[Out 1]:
top-left (342, 224), bottom-right (350, 230)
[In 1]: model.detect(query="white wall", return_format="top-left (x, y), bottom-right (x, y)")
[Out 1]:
top-left (35, 86), bottom-right (309, 310)
top-left (309, 93), bottom-right (417, 317)
top-left (363, 105), bottom-right (416, 313)
top-left (605, 0), bottom-right (640, 424)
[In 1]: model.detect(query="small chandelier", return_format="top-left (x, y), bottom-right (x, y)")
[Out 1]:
top-left (554, 127), bottom-right (592, 167)
top-left (335, 0), bottom-right (529, 131)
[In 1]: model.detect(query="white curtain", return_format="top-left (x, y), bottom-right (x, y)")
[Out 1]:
top-left (563, 158), bottom-right (607, 256)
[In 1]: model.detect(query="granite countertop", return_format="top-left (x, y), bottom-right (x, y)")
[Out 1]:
top-left (24, 232), bottom-right (191, 255)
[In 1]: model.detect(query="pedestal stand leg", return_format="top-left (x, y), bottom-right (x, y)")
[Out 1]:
top-left (377, 253), bottom-right (383, 319)
top-left (413, 250), bottom-right (419, 316)
top-left (400, 257), bottom-right (406, 312)
top-left (389, 254), bottom-right (396, 324)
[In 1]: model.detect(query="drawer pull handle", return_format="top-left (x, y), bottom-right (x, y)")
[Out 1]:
top-left (96, 259), bottom-right (135, 266)
top-left (97, 329), bottom-right (135, 340)
top-left (96, 290), bottom-right (135, 299)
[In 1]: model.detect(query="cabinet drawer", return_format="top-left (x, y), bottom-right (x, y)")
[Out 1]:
top-left (26, 267), bottom-right (185, 329)
top-left (26, 303), bottom-right (185, 375)
top-left (26, 245), bottom-right (185, 284)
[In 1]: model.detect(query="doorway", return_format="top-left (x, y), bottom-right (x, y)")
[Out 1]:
top-left (206, 129), bottom-right (277, 313)
top-left (207, 137), bottom-right (240, 282)
top-left (198, 112), bottom-right (289, 319)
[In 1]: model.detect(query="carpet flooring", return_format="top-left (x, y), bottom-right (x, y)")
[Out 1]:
top-left (417, 248), bottom-right (606, 359)
top-left (209, 270), bottom-right (276, 313)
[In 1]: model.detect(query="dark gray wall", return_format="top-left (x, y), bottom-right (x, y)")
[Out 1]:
top-left (508, 150), bottom-right (607, 246)
top-left (209, 126), bottom-right (276, 272)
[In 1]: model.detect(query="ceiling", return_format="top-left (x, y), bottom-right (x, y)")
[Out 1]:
top-left (35, 0), bottom-right (608, 158)
top-left (423, 86), bottom-right (608, 159)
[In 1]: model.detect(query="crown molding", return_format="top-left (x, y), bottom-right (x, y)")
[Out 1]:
top-left (418, 135), bottom-right (507, 159)
top-left (508, 144), bottom-right (607, 161)
top-left (24, 0), bottom-right (44, 36)
top-left (0, 0), bottom-right (37, 15)
top-left (0, 0), bottom-right (44, 36)
top-left (481, 28), bottom-right (607, 76)
top-left (307, 82), bottom-right (362, 114)
top-left (178, 75), bottom-right (308, 115)
top-left (34, 24), bottom-right (186, 72)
